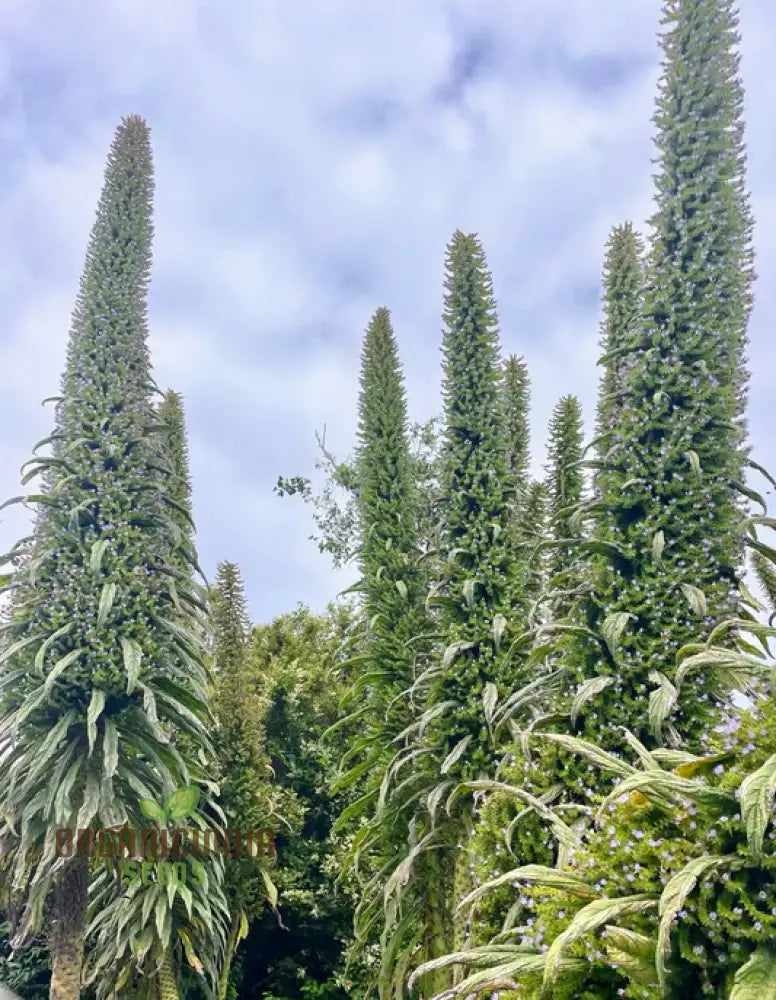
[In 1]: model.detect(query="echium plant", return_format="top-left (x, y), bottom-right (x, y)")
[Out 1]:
top-left (329, 308), bottom-right (437, 999)
top-left (544, 394), bottom-right (585, 617)
top-left (84, 404), bottom-right (231, 1000)
top-left (385, 232), bottom-right (554, 992)
top-left (0, 116), bottom-right (219, 1000)
top-left (210, 560), bottom-right (276, 1000)
top-left (411, 555), bottom-right (776, 999)
top-left (426, 231), bottom-right (521, 771)
top-left (566, 0), bottom-right (756, 752)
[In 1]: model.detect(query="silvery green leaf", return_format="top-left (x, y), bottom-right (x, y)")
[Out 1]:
top-left (120, 637), bottom-right (143, 694)
top-left (681, 583), bottom-right (707, 618)
top-left (441, 737), bottom-right (472, 775)
top-left (89, 539), bottom-right (109, 573)
top-left (571, 676), bottom-right (614, 726)
top-left (87, 688), bottom-right (107, 754)
top-left (492, 613), bottom-right (507, 652)
top-left (97, 581), bottom-right (117, 626)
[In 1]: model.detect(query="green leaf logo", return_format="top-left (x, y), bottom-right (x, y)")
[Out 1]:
top-left (138, 785), bottom-right (200, 825)
top-left (164, 785), bottom-right (200, 821)
top-left (139, 798), bottom-right (166, 824)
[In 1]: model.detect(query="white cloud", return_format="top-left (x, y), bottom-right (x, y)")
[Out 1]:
top-left (1, 0), bottom-right (775, 621)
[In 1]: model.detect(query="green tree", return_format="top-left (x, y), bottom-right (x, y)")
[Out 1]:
top-left (275, 420), bottom-right (442, 572)
top-left (431, 231), bottom-right (518, 754)
top-left (503, 354), bottom-right (536, 619)
top-left (520, 480), bottom-right (549, 620)
top-left (395, 232), bottom-right (528, 989)
top-left (330, 308), bottom-right (439, 999)
top-left (571, 0), bottom-right (756, 749)
top-left (594, 223), bottom-right (644, 465)
top-left (241, 605), bottom-right (365, 1000)
top-left (211, 561), bottom-right (273, 1000)
top-left (0, 117), bottom-right (219, 1000)
top-left (545, 395), bottom-right (585, 611)
top-left (503, 355), bottom-right (531, 508)
top-left (156, 391), bottom-right (194, 557)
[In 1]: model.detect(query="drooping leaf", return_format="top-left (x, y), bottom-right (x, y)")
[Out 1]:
top-left (656, 855), bottom-right (742, 991)
top-left (739, 753), bottom-right (776, 857)
top-left (600, 612), bottom-right (634, 660)
top-left (571, 676), bottom-right (614, 726)
top-left (482, 682), bottom-right (499, 727)
top-left (261, 866), bottom-right (279, 909)
top-left (680, 582), bottom-right (707, 618)
top-left (97, 581), bottom-right (117, 626)
top-left (442, 640), bottom-right (476, 669)
top-left (648, 670), bottom-right (678, 738)
top-left (87, 688), bottom-right (107, 754)
top-left (90, 539), bottom-right (110, 574)
top-left (543, 895), bottom-right (657, 994)
top-left (120, 637), bottom-right (143, 694)
top-left (457, 864), bottom-right (597, 913)
top-left (43, 648), bottom-right (83, 697)
top-left (730, 947), bottom-right (776, 999)
top-left (441, 736), bottom-right (472, 775)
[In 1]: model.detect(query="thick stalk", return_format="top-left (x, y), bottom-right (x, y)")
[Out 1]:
top-left (156, 949), bottom-right (179, 1000)
top-left (48, 855), bottom-right (88, 1000)
top-left (419, 849), bottom-right (454, 997)
top-left (217, 912), bottom-right (242, 1000)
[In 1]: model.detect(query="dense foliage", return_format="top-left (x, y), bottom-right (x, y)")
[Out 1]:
top-left (2, 2), bottom-right (774, 999)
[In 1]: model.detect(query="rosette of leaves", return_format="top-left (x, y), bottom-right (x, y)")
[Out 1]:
top-left (421, 680), bottom-right (776, 998)
top-left (413, 530), bottom-right (776, 999)
top-left (0, 116), bottom-right (215, 997)
top-left (82, 786), bottom-right (231, 1000)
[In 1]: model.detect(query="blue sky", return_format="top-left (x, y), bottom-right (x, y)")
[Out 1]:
top-left (1, 0), bottom-right (775, 624)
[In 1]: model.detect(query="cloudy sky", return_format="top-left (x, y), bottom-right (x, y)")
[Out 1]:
top-left (1, 0), bottom-right (774, 623)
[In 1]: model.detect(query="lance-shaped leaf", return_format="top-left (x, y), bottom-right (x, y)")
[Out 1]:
top-left (571, 675), bottom-right (614, 726)
top-left (442, 640), bottom-right (476, 669)
top-left (648, 670), bottom-right (678, 738)
top-left (87, 688), bottom-right (107, 754)
top-left (441, 736), bottom-right (472, 776)
top-left (680, 582), bottom-right (707, 618)
top-left (542, 895), bottom-right (657, 995)
top-left (457, 864), bottom-right (597, 913)
top-left (120, 636), bottom-right (143, 694)
top-left (90, 539), bottom-right (110, 573)
top-left (531, 731), bottom-right (637, 780)
top-left (482, 682), bottom-right (498, 730)
top-left (730, 947), bottom-right (776, 999)
top-left (599, 769), bottom-right (735, 815)
top-left (739, 753), bottom-right (776, 857)
top-left (43, 648), bottom-right (83, 698)
top-left (97, 581), bottom-right (117, 625)
top-left (600, 611), bottom-right (634, 662)
top-left (656, 855), bottom-right (742, 991)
